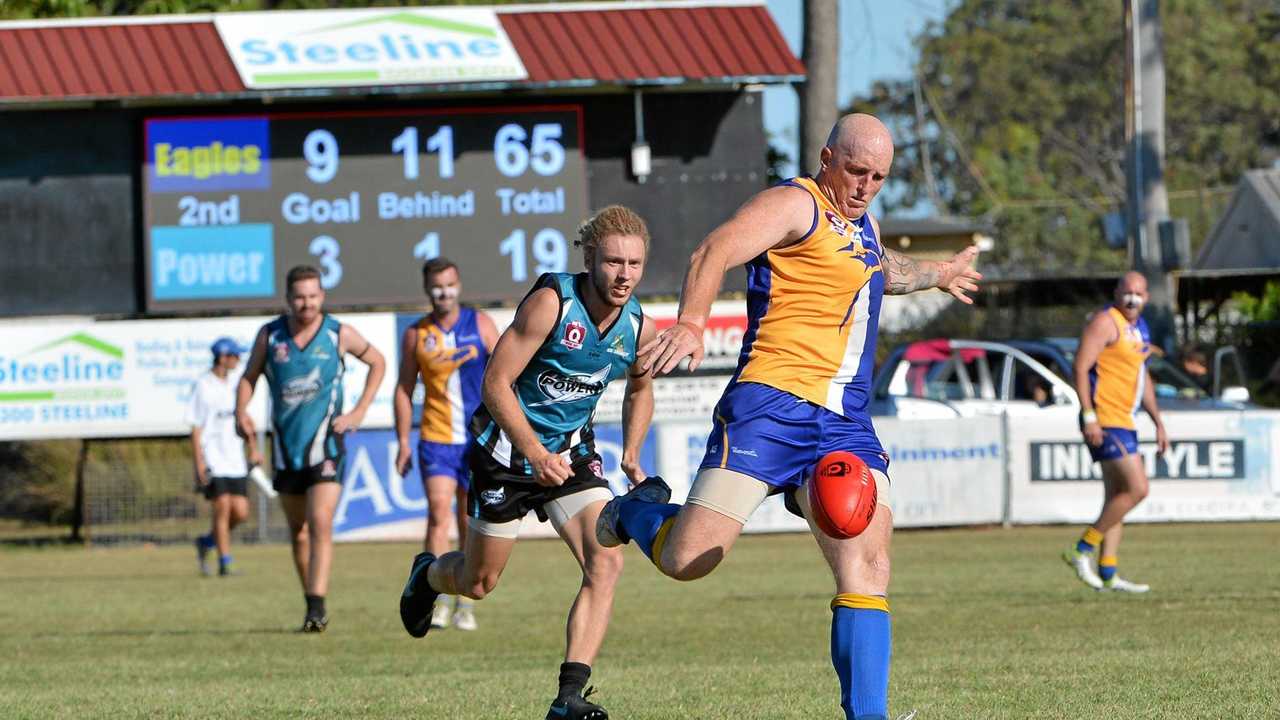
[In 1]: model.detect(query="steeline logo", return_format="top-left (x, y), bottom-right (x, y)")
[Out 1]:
top-left (215, 8), bottom-right (527, 89)
top-left (1030, 439), bottom-right (1245, 481)
top-left (528, 365), bottom-right (611, 407)
top-left (147, 117), bottom-right (270, 192)
top-left (0, 333), bottom-right (126, 404)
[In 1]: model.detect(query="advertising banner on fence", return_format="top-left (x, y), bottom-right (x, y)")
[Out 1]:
top-left (0, 314), bottom-right (397, 441)
top-left (590, 300), bottom-right (742, 425)
top-left (877, 416), bottom-right (1006, 527)
top-left (651, 415), bottom-right (1006, 532)
top-left (333, 423), bottom-right (657, 541)
top-left (1007, 408), bottom-right (1280, 523)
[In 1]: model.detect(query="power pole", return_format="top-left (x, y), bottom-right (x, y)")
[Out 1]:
top-left (800, 0), bottom-right (839, 174)
top-left (1124, 0), bottom-right (1175, 351)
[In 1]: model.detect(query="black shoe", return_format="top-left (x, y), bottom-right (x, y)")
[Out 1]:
top-left (400, 552), bottom-right (440, 638)
top-left (546, 687), bottom-right (608, 720)
top-left (300, 613), bottom-right (328, 633)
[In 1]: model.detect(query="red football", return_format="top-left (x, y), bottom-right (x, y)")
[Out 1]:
top-left (807, 451), bottom-right (878, 539)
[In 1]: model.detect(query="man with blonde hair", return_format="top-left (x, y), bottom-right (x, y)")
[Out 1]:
top-left (400, 206), bottom-right (659, 720)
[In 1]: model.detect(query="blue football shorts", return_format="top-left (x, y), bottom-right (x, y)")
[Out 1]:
top-left (417, 440), bottom-right (471, 490)
top-left (698, 381), bottom-right (890, 490)
top-left (1088, 427), bottom-right (1139, 463)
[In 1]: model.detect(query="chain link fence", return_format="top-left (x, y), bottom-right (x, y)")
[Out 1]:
top-left (1, 437), bottom-right (292, 546)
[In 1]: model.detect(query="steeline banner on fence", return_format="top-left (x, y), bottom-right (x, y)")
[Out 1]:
top-left (0, 314), bottom-right (397, 440)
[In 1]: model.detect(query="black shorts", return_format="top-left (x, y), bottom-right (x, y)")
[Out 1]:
top-left (202, 476), bottom-right (249, 500)
top-left (468, 450), bottom-right (608, 524)
top-left (273, 457), bottom-right (344, 496)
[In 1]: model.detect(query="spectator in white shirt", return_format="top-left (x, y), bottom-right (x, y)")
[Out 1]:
top-left (187, 337), bottom-right (262, 576)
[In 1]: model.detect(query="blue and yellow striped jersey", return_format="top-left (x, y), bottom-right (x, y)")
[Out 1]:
top-left (734, 176), bottom-right (885, 418)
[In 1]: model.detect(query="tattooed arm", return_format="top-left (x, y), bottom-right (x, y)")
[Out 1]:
top-left (881, 245), bottom-right (983, 303)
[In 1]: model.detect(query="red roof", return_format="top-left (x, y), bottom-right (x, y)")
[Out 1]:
top-left (0, 2), bottom-right (803, 106)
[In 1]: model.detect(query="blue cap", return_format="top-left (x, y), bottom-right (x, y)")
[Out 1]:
top-left (211, 337), bottom-right (247, 358)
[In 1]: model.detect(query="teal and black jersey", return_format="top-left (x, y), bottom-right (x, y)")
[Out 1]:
top-left (263, 314), bottom-right (345, 472)
top-left (471, 272), bottom-right (643, 475)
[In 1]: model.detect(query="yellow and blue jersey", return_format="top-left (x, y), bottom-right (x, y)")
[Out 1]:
top-left (1089, 306), bottom-right (1151, 430)
top-left (414, 307), bottom-right (488, 445)
top-left (733, 176), bottom-right (885, 417)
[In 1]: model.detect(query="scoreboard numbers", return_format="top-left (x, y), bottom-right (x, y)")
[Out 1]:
top-left (143, 107), bottom-right (587, 310)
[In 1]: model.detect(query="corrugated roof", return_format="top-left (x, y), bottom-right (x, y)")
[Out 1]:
top-left (0, 1), bottom-right (803, 107)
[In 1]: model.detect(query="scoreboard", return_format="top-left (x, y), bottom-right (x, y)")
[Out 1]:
top-left (143, 106), bottom-right (587, 311)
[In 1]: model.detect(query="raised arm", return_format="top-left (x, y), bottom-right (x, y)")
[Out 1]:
top-left (640, 184), bottom-right (814, 376)
top-left (482, 287), bottom-right (571, 487)
top-left (1074, 312), bottom-right (1116, 447)
top-left (235, 326), bottom-right (269, 441)
top-left (393, 326), bottom-right (420, 476)
top-left (878, 217), bottom-right (982, 302)
top-left (619, 316), bottom-right (658, 485)
top-left (335, 324), bottom-right (386, 433)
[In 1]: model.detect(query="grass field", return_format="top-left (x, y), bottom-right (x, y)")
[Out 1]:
top-left (2, 522), bottom-right (1278, 719)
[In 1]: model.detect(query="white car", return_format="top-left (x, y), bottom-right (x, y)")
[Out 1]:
top-left (870, 339), bottom-right (1250, 419)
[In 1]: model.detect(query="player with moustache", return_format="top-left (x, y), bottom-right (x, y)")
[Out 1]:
top-left (237, 265), bottom-right (386, 632)
top-left (399, 206), bottom-right (659, 720)
top-left (597, 115), bottom-right (982, 720)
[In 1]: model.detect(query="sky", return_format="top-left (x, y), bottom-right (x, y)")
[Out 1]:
top-left (762, 0), bottom-right (950, 215)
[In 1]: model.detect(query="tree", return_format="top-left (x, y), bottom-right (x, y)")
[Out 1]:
top-left (800, 0), bottom-right (838, 174)
top-left (848, 0), bottom-right (1280, 276)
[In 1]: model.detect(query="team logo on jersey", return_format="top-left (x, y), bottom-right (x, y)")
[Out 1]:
top-left (589, 459), bottom-right (604, 480)
top-left (528, 365), bottom-right (611, 407)
top-left (273, 342), bottom-right (289, 362)
top-left (280, 367), bottom-right (322, 408)
top-left (825, 211), bottom-right (851, 238)
top-left (606, 334), bottom-right (629, 358)
top-left (480, 487), bottom-right (505, 506)
top-left (320, 459), bottom-right (337, 478)
top-left (561, 321), bottom-right (587, 350)
top-left (422, 333), bottom-right (438, 352)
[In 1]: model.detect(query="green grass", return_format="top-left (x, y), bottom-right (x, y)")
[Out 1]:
top-left (2, 523), bottom-right (1278, 719)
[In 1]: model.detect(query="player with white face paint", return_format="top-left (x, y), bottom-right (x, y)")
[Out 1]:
top-left (1063, 271), bottom-right (1167, 593)
top-left (394, 258), bottom-right (499, 631)
top-left (400, 206), bottom-right (659, 720)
